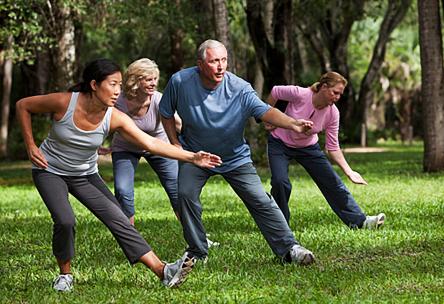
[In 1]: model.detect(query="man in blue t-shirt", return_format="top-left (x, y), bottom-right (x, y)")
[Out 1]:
top-left (160, 39), bottom-right (315, 265)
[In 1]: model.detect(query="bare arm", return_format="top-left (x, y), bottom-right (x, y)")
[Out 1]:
top-left (262, 94), bottom-right (313, 133)
top-left (261, 107), bottom-right (313, 133)
top-left (174, 113), bottom-right (182, 134)
top-left (16, 93), bottom-right (70, 168)
top-left (161, 115), bottom-right (182, 147)
top-left (111, 110), bottom-right (221, 168)
top-left (328, 149), bottom-right (367, 185)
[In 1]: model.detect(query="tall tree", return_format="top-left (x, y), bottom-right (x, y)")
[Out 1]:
top-left (0, 36), bottom-right (13, 157)
top-left (358, 0), bottom-right (412, 146)
top-left (418, 0), bottom-right (444, 172)
top-left (246, 0), bottom-right (293, 93)
top-left (213, 0), bottom-right (235, 72)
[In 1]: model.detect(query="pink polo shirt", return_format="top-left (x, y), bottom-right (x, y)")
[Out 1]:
top-left (270, 85), bottom-right (340, 151)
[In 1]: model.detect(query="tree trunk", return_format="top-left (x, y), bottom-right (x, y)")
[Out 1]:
top-left (246, 0), bottom-right (294, 93)
top-left (39, 1), bottom-right (77, 91)
top-left (212, 0), bottom-right (235, 72)
top-left (418, 0), bottom-right (444, 172)
top-left (0, 36), bottom-right (13, 158)
top-left (359, 0), bottom-right (412, 146)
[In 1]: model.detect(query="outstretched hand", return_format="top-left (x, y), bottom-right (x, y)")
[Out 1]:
top-left (193, 151), bottom-right (222, 168)
top-left (293, 119), bottom-right (313, 133)
top-left (347, 170), bottom-right (368, 185)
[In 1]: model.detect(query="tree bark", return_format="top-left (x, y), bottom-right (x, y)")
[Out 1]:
top-left (359, 0), bottom-right (412, 146)
top-left (212, 0), bottom-right (235, 72)
top-left (0, 36), bottom-right (13, 158)
top-left (246, 0), bottom-right (293, 93)
top-left (418, 0), bottom-right (444, 172)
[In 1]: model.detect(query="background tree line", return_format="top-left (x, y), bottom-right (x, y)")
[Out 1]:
top-left (0, 0), bottom-right (442, 171)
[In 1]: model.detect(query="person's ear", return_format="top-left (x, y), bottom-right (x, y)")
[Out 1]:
top-left (90, 79), bottom-right (97, 91)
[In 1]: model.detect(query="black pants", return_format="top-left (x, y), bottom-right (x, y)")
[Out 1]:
top-left (32, 169), bottom-right (151, 264)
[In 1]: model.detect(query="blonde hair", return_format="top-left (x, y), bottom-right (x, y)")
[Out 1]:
top-left (310, 71), bottom-right (347, 92)
top-left (124, 58), bottom-right (159, 98)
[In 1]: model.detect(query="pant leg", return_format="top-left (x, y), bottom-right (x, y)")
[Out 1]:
top-left (112, 151), bottom-right (140, 218)
top-left (294, 144), bottom-right (366, 228)
top-left (267, 135), bottom-right (293, 223)
top-left (68, 173), bottom-right (151, 264)
top-left (145, 154), bottom-right (179, 212)
top-left (32, 170), bottom-right (76, 261)
top-left (177, 162), bottom-right (212, 259)
top-left (222, 163), bottom-right (297, 258)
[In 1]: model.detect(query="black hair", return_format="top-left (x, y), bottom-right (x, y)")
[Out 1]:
top-left (69, 58), bottom-right (121, 92)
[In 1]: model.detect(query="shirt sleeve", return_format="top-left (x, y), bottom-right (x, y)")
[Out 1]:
top-left (271, 85), bottom-right (301, 102)
top-left (159, 77), bottom-right (177, 118)
top-left (325, 106), bottom-right (340, 151)
top-left (242, 86), bottom-right (271, 119)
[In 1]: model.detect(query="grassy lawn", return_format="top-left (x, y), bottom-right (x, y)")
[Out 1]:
top-left (0, 141), bottom-right (443, 303)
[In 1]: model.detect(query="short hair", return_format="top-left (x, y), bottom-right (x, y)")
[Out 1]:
top-left (124, 58), bottom-right (160, 98)
top-left (197, 39), bottom-right (226, 61)
top-left (310, 71), bottom-right (348, 92)
top-left (69, 58), bottom-right (121, 92)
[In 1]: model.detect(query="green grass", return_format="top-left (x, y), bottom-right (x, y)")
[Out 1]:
top-left (1, 141), bottom-right (443, 303)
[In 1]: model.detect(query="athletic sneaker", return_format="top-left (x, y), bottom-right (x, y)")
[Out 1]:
top-left (284, 244), bottom-right (315, 265)
top-left (53, 274), bottom-right (73, 292)
top-left (162, 252), bottom-right (196, 288)
top-left (207, 237), bottom-right (220, 248)
top-left (362, 213), bottom-right (386, 229)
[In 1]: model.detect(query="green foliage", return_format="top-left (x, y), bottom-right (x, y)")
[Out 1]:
top-left (0, 0), bottom-right (52, 63)
top-left (1, 141), bottom-right (444, 302)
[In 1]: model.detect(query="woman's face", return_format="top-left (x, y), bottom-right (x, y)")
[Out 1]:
top-left (319, 83), bottom-right (345, 108)
top-left (92, 72), bottom-right (122, 107)
top-left (138, 74), bottom-right (158, 97)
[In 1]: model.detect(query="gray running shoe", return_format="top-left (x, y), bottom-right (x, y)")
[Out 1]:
top-left (286, 245), bottom-right (315, 265)
top-left (53, 274), bottom-right (73, 292)
top-left (362, 213), bottom-right (386, 229)
top-left (162, 252), bottom-right (196, 288)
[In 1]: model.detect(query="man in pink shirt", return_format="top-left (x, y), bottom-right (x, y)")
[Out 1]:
top-left (266, 71), bottom-right (385, 229)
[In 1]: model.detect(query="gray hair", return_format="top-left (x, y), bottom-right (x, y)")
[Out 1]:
top-left (197, 39), bottom-right (226, 60)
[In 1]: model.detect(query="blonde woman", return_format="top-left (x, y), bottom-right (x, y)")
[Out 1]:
top-left (266, 71), bottom-right (385, 229)
top-left (101, 58), bottom-right (181, 226)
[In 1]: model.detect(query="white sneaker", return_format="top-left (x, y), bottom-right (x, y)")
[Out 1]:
top-left (362, 213), bottom-right (386, 229)
top-left (287, 245), bottom-right (315, 265)
top-left (53, 274), bottom-right (73, 292)
top-left (207, 237), bottom-right (220, 248)
top-left (162, 252), bottom-right (196, 288)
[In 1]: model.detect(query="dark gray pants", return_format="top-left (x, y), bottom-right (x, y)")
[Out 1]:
top-left (32, 169), bottom-right (151, 264)
top-left (177, 162), bottom-right (298, 259)
top-left (267, 135), bottom-right (366, 228)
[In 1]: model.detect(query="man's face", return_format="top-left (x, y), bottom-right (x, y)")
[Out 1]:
top-left (197, 45), bottom-right (228, 89)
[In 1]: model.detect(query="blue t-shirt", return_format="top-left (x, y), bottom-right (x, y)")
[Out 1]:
top-left (159, 67), bottom-right (270, 173)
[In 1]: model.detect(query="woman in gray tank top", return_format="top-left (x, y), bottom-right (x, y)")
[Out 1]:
top-left (16, 58), bottom-right (222, 290)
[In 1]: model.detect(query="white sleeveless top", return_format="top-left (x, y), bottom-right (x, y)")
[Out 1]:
top-left (34, 92), bottom-right (113, 175)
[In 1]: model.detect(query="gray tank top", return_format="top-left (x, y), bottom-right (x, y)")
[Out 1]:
top-left (111, 91), bottom-right (169, 153)
top-left (35, 92), bottom-right (113, 176)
